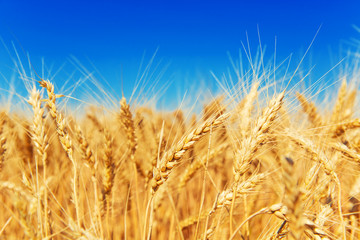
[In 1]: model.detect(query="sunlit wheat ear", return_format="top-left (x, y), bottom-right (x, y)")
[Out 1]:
top-left (119, 97), bottom-right (145, 177)
top-left (233, 91), bottom-right (284, 182)
top-left (27, 87), bottom-right (51, 237)
top-left (151, 112), bottom-right (230, 193)
top-left (75, 126), bottom-right (95, 173)
top-left (38, 80), bottom-right (74, 164)
top-left (296, 92), bottom-right (323, 127)
top-left (38, 79), bottom-right (81, 227)
top-left (27, 87), bottom-right (49, 166)
top-left (146, 133), bottom-right (166, 187)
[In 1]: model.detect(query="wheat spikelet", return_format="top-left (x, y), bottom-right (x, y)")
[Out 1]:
top-left (27, 87), bottom-right (49, 166)
top-left (75, 126), bottom-right (95, 173)
top-left (119, 97), bottom-right (137, 157)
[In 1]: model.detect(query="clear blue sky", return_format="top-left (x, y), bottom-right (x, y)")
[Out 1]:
top-left (0, 0), bottom-right (359, 107)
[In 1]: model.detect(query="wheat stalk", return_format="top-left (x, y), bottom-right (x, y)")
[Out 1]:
top-left (38, 79), bottom-right (81, 228)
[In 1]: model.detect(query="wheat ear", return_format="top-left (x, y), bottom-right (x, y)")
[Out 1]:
top-left (75, 125), bottom-right (103, 235)
top-left (151, 112), bottom-right (230, 193)
top-left (119, 97), bottom-right (145, 177)
top-left (233, 91), bottom-right (284, 181)
top-left (27, 87), bottom-right (51, 238)
top-left (75, 126), bottom-right (95, 174)
top-left (38, 79), bottom-right (81, 228)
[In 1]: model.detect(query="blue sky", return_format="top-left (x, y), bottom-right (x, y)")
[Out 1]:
top-left (0, 0), bottom-right (359, 107)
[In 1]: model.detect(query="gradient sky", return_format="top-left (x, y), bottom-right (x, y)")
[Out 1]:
top-left (0, 0), bottom-right (359, 107)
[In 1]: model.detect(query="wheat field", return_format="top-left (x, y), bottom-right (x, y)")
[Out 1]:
top-left (0, 54), bottom-right (360, 240)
